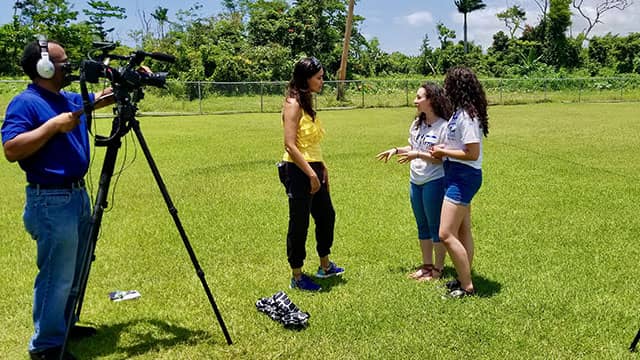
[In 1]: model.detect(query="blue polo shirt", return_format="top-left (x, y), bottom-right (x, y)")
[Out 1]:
top-left (1, 84), bottom-right (94, 185)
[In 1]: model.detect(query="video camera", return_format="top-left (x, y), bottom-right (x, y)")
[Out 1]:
top-left (79, 41), bottom-right (175, 117)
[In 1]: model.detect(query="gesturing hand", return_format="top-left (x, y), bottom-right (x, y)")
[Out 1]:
top-left (397, 150), bottom-right (419, 164)
top-left (376, 148), bottom-right (396, 163)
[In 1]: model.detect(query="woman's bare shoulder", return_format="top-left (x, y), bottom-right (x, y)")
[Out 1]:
top-left (284, 97), bottom-right (299, 108)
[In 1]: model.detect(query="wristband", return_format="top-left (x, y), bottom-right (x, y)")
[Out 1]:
top-left (393, 147), bottom-right (398, 154)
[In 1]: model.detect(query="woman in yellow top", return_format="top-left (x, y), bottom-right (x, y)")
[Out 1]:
top-left (280, 57), bottom-right (344, 291)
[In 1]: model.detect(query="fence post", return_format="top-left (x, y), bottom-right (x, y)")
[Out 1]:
top-left (500, 79), bottom-right (503, 105)
top-left (361, 80), bottom-right (365, 108)
top-left (578, 78), bottom-right (582, 103)
top-left (260, 82), bottom-right (264, 113)
top-left (198, 81), bottom-right (203, 115)
top-left (544, 79), bottom-right (547, 102)
top-left (620, 77), bottom-right (624, 101)
top-left (405, 80), bottom-right (409, 106)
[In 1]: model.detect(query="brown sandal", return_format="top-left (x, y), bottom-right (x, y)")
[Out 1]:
top-left (409, 264), bottom-right (433, 280)
top-left (431, 267), bottom-right (443, 280)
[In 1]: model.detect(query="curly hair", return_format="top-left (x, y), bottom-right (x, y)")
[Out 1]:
top-left (286, 57), bottom-right (323, 121)
top-left (444, 66), bottom-right (489, 137)
top-left (415, 82), bottom-right (453, 129)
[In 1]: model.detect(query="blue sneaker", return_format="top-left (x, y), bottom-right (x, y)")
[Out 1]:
top-left (290, 274), bottom-right (322, 291)
top-left (315, 262), bottom-right (345, 278)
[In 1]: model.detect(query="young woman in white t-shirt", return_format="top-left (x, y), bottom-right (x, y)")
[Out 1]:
top-left (430, 67), bottom-right (489, 299)
top-left (376, 83), bottom-right (452, 281)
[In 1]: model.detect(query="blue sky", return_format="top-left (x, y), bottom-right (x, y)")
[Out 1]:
top-left (2, 1), bottom-right (639, 55)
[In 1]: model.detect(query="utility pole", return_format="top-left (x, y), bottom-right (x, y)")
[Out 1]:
top-left (337, 0), bottom-right (355, 101)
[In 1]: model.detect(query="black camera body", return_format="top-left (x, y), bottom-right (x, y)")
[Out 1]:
top-left (77, 42), bottom-right (175, 141)
top-left (78, 42), bottom-right (174, 114)
top-left (79, 43), bottom-right (173, 89)
top-left (81, 59), bottom-right (169, 89)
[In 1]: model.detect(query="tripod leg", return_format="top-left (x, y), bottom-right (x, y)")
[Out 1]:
top-left (60, 133), bottom-right (124, 359)
top-left (131, 119), bottom-right (233, 345)
top-left (631, 327), bottom-right (640, 352)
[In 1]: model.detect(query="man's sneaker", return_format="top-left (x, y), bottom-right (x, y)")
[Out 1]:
top-left (444, 279), bottom-right (461, 291)
top-left (315, 262), bottom-right (345, 278)
top-left (442, 287), bottom-right (476, 300)
top-left (69, 324), bottom-right (97, 339)
top-left (29, 346), bottom-right (77, 360)
top-left (290, 274), bottom-right (322, 291)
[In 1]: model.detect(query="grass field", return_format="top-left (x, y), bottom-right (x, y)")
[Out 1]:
top-left (1, 103), bottom-right (640, 359)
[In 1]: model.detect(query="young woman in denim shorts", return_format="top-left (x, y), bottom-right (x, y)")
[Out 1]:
top-left (376, 83), bottom-right (452, 282)
top-left (430, 66), bottom-right (489, 299)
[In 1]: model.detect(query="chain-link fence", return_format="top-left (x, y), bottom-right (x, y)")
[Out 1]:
top-left (2, 77), bottom-right (639, 116)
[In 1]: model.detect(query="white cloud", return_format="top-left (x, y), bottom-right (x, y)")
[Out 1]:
top-left (405, 11), bottom-right (434, 26)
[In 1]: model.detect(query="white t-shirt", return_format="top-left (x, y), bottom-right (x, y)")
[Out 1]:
top-left (408, 117), bottom-right (447, 185)
top-left (444, 109), bottom-right (483, 169)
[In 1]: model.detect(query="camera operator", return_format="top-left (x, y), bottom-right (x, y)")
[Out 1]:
top-left (1, 39), bottom-right (114, 360)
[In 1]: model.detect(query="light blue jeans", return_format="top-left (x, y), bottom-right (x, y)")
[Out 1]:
top-left (23, 185), bottom-right (91, 352)
top-left (409, 177), bottom-right (445, 242)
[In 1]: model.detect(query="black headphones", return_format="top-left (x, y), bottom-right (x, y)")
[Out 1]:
top-left (36, 36), bottom-right (55, 79)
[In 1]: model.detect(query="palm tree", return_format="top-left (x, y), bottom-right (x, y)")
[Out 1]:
top-left (151, 7), bottom-right (169, 39)
top-left (454, 0), bottom-right (486, 53)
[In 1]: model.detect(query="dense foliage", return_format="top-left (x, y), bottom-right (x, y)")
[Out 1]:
top-left (1, 0), bottom-right (639, 81)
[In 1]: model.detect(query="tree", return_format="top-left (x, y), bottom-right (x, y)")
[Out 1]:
top-left (337, 0), bottom-right (355, 100)
top-left (285, 0), bottom-right (360, 77)
top-left (151, 7), bottom-right (169, 40)
top-left (418, 33), bottom-right (436, 75)
top-left (246, 0), bottom-right (290, 47)
top-left (436, 22), bottom-right (456, 49)
top-left (496, 5), bottom-right (527, 39)
top-left (572, 0), bottom-right (632, 38)
top-left (454, 0), bottom-right (486, 53)
top-left (13, 0), bottom-right (79, 41)
top-left (83, 1), bottom-right (126, 41)
top-left (136, 9), bottom-right (153, 43)
top-left (533, 0), bottom-right (550, 18)
top-left (544, 0), bottom-right (577, 68)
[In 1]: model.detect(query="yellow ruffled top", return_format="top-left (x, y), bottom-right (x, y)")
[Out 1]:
top-left (283, 110), bottom-right (325, 162)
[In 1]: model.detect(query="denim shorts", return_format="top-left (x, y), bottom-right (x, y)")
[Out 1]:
top-left (443, 160), bottom-right (482, 206)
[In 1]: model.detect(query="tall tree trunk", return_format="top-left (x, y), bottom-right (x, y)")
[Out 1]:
top-left (463, 12), bottom-right (468, 53)
top-left (337, 0), bottom-right (355, 101)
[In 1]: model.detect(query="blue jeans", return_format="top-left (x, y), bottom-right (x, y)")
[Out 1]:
top-left (409, 178), bottom-right (445, 242)
top-left (23, 186), bottom-right (92, 352)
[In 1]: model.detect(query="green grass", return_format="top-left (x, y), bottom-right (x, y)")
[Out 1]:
top-left (2, 78), bottom-right (640, 115)
top-left (1, 103), bottom-right (640, 359)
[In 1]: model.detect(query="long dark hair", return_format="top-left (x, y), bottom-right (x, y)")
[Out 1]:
top-left (415, 82), bottom-right (453, 129)
top-left (286, 57), bottom-right (323, 120)
top-left (444, 66), bottom-right (489, 137)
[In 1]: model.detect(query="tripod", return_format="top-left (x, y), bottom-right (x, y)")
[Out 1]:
top-left (631, 327), bottom-right (640, 352)
top-left (60, 91), bottom-right (232, 359)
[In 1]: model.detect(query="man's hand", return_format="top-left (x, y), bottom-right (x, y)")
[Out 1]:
top-left (52, 110), bottom-right (83, 133)
top-left (93, 88), bottom-right (115, 109)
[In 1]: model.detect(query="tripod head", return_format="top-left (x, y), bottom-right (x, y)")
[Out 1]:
top-left (77, 42), bottom-right (175, 143)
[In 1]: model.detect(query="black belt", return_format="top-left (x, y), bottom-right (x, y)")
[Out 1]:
top-left (28, 179), bottom-right (85, 189)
